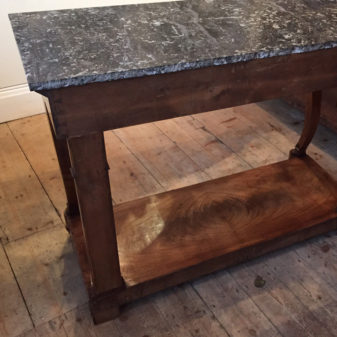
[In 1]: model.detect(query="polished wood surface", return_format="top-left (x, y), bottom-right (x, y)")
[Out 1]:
top-left (42, 48), bottom-right (337, 138)
top-left (115, 156), bottom-right (337, 286)
top-left (66, 154), bottom-right (337, 322)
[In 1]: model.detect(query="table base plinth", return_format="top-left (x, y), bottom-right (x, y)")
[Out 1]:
top-left (66, 155), bottom-right (337, 323)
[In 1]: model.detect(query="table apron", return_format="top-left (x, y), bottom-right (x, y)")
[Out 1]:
top-left (42, 47), bottom-right (337, 139)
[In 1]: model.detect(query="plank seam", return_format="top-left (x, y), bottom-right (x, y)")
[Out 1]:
top-left (229, 269), bottom-right (286, 337)
top-left (2, 244), bottom-right (35, 329)
top-left (7, 122), bottom-right (64, 222)
top-left (112, 129), bottom-right (165, 190)
top-left (190, 282), bottom-right (232, 337)
top-left (261, 259), bottom-right (337, 336)
top-left (190, 114), bottom-right (255, 170)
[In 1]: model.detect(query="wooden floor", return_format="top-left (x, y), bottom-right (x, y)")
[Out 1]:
top-left (1, 100), bottom-right (337, 337)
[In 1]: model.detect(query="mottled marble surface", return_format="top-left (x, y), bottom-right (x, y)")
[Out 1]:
top-left (9, 0), bottom-right (337, 91)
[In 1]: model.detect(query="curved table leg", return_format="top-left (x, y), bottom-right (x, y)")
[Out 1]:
top-left (289, 91), bottom-right (322, 158)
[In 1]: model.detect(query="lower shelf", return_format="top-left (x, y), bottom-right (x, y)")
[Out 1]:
top-left (68, 155), bottom-right (337, 315)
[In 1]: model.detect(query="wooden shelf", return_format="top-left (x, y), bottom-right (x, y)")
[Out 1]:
top-left (114, 155), bottom-right (337, 285)
top-left (67, 155), bottom-right (337, 301)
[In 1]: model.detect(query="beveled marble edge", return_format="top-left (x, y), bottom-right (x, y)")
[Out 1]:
top-left (29, 41), bottom-right (337, 91)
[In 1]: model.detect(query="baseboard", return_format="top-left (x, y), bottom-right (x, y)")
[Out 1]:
top-left (0, 84), bottom-right (46, 123)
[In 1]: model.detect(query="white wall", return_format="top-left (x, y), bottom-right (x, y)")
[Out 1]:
top-left (0, 0), bottom-right (173, 122)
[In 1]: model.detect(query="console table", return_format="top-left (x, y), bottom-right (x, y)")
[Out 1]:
top-left (10, 0), bottom-right (337, 324)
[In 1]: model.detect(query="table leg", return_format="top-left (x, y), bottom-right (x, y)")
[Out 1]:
top-left (46, 113), bottom-right (79, 221)
top-left (290, 90), bottom-right (322, 157)
top-left (67, 132), bottom-right (123, 300)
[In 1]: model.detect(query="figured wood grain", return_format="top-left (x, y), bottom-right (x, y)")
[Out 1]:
top-left (67, 156), bottom-right (337, 324)
top-left (42, 47), bottom-right (337, 138)
top-left (113, 156), bottom-right (337, 286)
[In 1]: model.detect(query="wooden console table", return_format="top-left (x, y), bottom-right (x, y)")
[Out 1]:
top-left (10, 0), bottom-right (337, 323)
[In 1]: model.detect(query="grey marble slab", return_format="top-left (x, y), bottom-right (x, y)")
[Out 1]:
top-left (9, 0), bottom-right (337, 91)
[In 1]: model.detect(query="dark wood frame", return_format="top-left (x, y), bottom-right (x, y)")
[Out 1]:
top-left (40, 47), bottom-right (337, 323)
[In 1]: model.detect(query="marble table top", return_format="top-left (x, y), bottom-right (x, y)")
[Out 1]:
top-left (9, 0), bottom-right (337, 91)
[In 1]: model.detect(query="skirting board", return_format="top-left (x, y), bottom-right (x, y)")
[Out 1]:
top-left (0, 84), bottom-right (46, 123)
